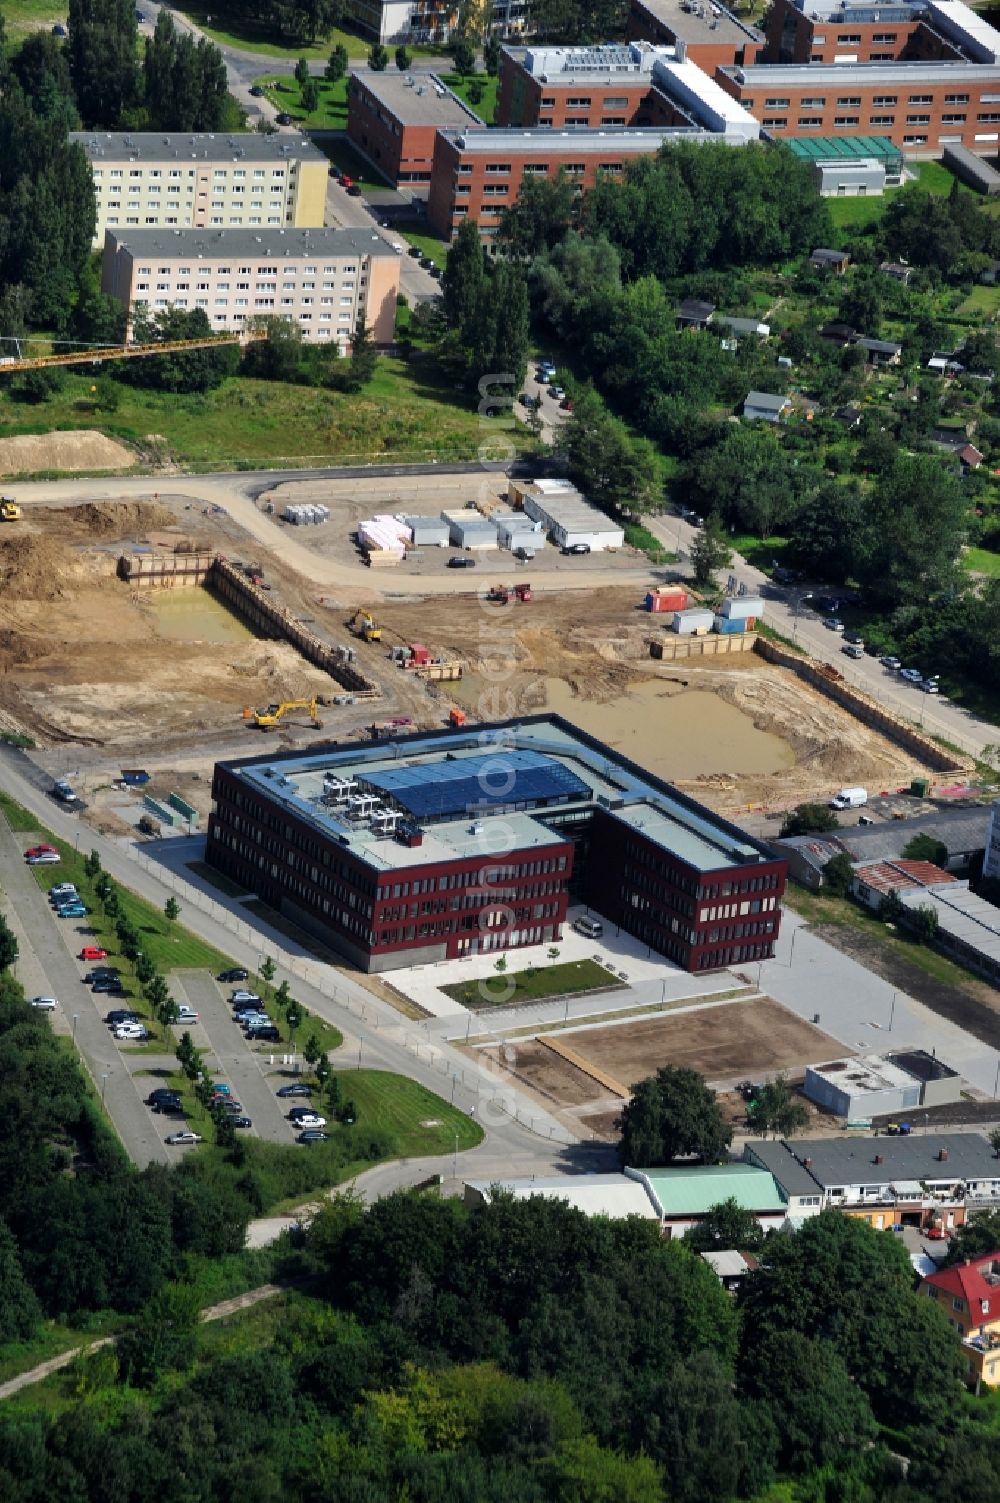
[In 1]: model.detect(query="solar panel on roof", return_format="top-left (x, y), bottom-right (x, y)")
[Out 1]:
top-left (362, 751), bottom-right (590, 821)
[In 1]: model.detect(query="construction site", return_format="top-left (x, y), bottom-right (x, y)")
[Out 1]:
top-left (0, 488), bottom-right (959, 829)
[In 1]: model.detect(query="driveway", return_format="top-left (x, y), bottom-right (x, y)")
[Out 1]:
top-left (0, 816), bottom-right (169, 1166)
top-left (173, 970), bottom-right (294, 1143)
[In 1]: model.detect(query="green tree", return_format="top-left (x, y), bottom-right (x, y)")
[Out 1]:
top-left (908, 903), bottom-right (940, 945)
top-left (745, 1331), bottom-right (876, 1473)
top-left (294, 55), bottom-right (310, 86)
top-left (499, 171), bottom-right (575, 258)
top-left (685, 1197), bottom-right (765, 1254)
top-left (494, 955), bottom-right (508, 974)
top-left (944, 1206), bottom-right (1000, 1265)
top-left (0, 1214), bottom-right (42, 1342)
top-left (368, 43), bottom-right (389, 70)
top-left (442, 217), bottom-right (484, 329)
top-left (619, 1066), bottom-right (731, 1167)
top-left (861, 454), bottom-right (968, 609)
top-left (469, 77), bottom-right (484, 106)
top-left (347, 317), bottom-right (378, 390)
top-left (744, 1075), bottom-right (808, 1139)
top-left (301, 76), bottom-right (319, 113)
top-left (779, 802), bottom-right (839, 837)
top-left (395, 44), bottom-right (411, 70)
top-left (902, 832), bottom-right (948, 868)
top-left (562, 387), bottom-right (659, 516)
top-left (0, 917), bottom-right (20, 973)
top-left (690, 513), bottom-right (732, 586)
top-left (325, 43), bottom-right (348, 83)
top-left (83, 849), bottom-right (102, 878)
top-left (822, 851), bottom-right (855, 896)
top-left (484, 32), bottom-right (501, 74)
top-left (274, 979), bottom-right (291, 1013)
top-left (68, 0), bottom-right (140, 127)
top-left (304, 1033), bottom-right (322, 1069)
top-left (117, 1282), bottom-right (201, 1387)
top-left (452, 37), bottom-right (476, 75)
top-left (164, 896), bottom-right (180, 924)
top-left (126, 307), bottom-right (239, 393)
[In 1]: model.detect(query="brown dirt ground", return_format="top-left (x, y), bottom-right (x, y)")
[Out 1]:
top-left (0, 430), bottom-right (134, 476)
top-left (482, 1039), bottom-right (607, 1108)
top-left (556, 998), bottom-right (842, 1094)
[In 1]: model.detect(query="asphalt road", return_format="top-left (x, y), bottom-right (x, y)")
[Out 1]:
top-left (0, 814), bottom-right (170, 1167)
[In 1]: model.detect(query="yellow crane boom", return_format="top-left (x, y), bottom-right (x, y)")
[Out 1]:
top-left (2, 330), bottom-right (266, 373)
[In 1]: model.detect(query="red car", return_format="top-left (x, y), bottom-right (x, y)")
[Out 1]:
top-left (926, 1226), bottom-right (951, 1241)
top-left (25, 844), bottom-right (58, 858)
top-left (80, 946), bottom-right (109, 961)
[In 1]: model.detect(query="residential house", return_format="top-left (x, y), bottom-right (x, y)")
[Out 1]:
top-left (818, 320), bottom-right (855, 345)
top-left (700, 1248), bottom-right (758, 1290)
top-left (810, 247), bottom-right (850, 272)
top-left (676, 297), bottom-right (716, 330)
top-left (880, 261), bottom-right (913, 284)
top-left (960, 443), bottom-right (984, 469)
top-left (714, 314), bottom-right (771, 338)
top-left (742, 390), bottom-right (791, 422)
top-left (854, 335), bottom-right (902, 366)
top-left (921, 1254), bottom-right (1000, 1389)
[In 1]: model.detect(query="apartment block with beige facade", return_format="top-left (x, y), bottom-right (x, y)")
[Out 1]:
top-left (100, 227), bottom-right (401, 348)
top-left (73, 132), bottom-right (330, 247)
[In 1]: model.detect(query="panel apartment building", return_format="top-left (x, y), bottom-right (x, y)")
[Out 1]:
top-left (101, 226), bottom-right (401, 347)
top-left (205, 715), bottom-right (786, 973)
top-left (73, 131), bottom-right (330, 247)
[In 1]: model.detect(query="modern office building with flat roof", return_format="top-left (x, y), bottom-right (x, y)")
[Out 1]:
top-left (628, 0), bottom-right (765, 69)
top-left (101, 226), bottom-right (401, 347)
top-left (206, 715), bottom-right (786, 973)
top-left (72, 131), bottom-right (329, 247)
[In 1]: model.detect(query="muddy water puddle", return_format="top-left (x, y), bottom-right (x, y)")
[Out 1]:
top-left (454, 672), bottom-right (795, 780)
top-left (144, 588), bottom-right (252, 645)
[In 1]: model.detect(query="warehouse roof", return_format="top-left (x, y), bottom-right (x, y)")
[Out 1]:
top-left (466, 1173), bottom-right (659, 1219)
top-left (351, 70), bottom-right (481, 125)
top-left (632, 1163), bottom-right (787, 1215)
top-left (73, 130), bottom-right (327, 163)
top-left (899, 882), bottom-right (1000, 964)
top-left (852, 858), bottom-right (957, 894)
top-left (104, 226), bottom-right (400, 261)
top-left (756, 1133), bottom-right (999, 1189)
top-left (844, 806), bottom-right (991, 860)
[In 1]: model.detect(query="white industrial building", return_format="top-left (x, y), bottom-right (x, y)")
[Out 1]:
top-left (464, 1173), bottom-right (660, 1220)
top-left (507, 478), bottom-right (625, 551)
top-left (804, 1049), bottom-right (962, 1120)
top-left (404, 515), bottom-right (450, 547)
top-left (814, 159), bottom-right (887, 197)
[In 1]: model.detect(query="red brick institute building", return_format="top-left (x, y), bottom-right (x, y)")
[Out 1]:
top-left (206, 715), bottom-right (786, 973)
top-left (347, 70), bottom-right (483, 187)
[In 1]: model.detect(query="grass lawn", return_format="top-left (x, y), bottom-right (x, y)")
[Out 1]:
top-left (177, 6), bottom-right (444, 61)
top-left (396, 225), bottom-right (450, 267)
top-left (729, 532), bottom-right (792, 573)
top-left (957, 285), bottom-right (1000, 317)
top-left (1, 0), bottom-right (65, 43)
top-left (331, 1070), bottom-right (484, 1157)
top-left (963, 545), bottom-right (1000, 576)
top-left (441, 957), bottom-right (619, 1009)
top-left (826, 160), bottom-right (962, 240)
top-left (255, 74), bottom-right (347, 128)
top-left (624, 521), bottom-right (677, 566)
top-left (442, 70), bottom-right (498, 122)
top-left (315, 136), bottom-right (391, 190)
top-left (0, 361), bottom-right (525, 471)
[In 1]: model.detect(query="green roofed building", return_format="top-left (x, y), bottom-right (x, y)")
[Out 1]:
top-left (628, 1162), bottom-right (789, 1237)
top-left (788, 135), bottom-right (903, 197)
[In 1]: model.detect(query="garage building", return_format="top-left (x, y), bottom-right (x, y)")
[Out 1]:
top-left (507, 478), bottom-right (625, 551)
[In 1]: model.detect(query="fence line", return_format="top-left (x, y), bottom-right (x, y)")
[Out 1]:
top-left (132, 852), bottom-right (572, 1143)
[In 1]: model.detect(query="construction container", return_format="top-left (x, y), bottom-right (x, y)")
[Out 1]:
top-left (671, 608), bottom-right (715, 635)
top-left (646, 587), bottom-right (688, 613)
top-left (714, 614), bottom-right (749, 635)
top-left (408, 643), bottom-right (430, 666)
top-left (720, 595), bottom-right (765, 621)
top-left (910, 777), bottom-right (930, 798)
top-left (405, 515), bottom-right (450, 547)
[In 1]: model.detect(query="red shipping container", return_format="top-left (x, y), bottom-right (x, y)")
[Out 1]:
top-left (646, 588), bottom-right (688, 613)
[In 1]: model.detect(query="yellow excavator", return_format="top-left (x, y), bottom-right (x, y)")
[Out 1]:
top-left (347, 609), bottom-right (382, 643)
top-left (0, 497), bottom-right (22, 520)
top-left (244, 698), bottom-right (322, 731)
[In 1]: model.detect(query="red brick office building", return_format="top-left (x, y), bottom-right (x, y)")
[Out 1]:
top-left (628, 0), bottom-right (764, 70)
top-left (347, 70), bottom-right (482, 186)
top-left (717, 58), bottom-right (1000, 151)
top-left (761, 0), bottom-right (963, 65)
top-left (497, 44), bottom-right (666, 128)
top-left (206, 716), bottom-right (786, 973)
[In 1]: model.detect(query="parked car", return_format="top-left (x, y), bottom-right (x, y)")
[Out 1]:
top-left (276, 1083), bottom-right (312, 1098)
top-left (85, 966), bottom-right (120, 983)
top-left (114, 1022), bottom-right (148, 1041)
top-left (80, 946), bottom-right (108, 961)
top-left (147, 1088), bottom-right (182, 1106)
top-left (211, 1083), bottom-right (232, 1096)
top-left (27, 852), bottom-right (61, 865)
top-left (233, 1001), bottom-right (265, 1016)
top-left (175, 1006), bottom-right (199, 1023)
top-left (218, 968), bottom-right (248, 983)
top-left (165, 1130), bottom-right (202, 1146)
top-left (823, 617), bottom-right (845, 632)
top-left (297, 1129), bottom-right (330, 1143)
top-left (922, 678), bottom-right (940, 694)
top-left (346, 183), bottom-right (361, 196)
top-left (240, 1014), bottom-right (273, 1029)
top-left (879, 654), bottom-right (901, 670)
top-left (30, 996), bottom-right (57, 1010)
top-left (562, 543), bottom-right (591, 555)
top-left (107, 1010), bottom-right (140, 1025)
top-left (218, 1099), bottom-right (244, 1114)
top-left (231, 990), bottom-right (261, 1003)
top-left (290, 1112), bottom-right (327, 1129)
top-left (153, 1100), bottom-right (185, 1116)
top-left (229, 1117), bottom-right (253, 1129)
top-left (249, 84), bottom-right (264, 96)
top-left (246, 1025), bottom-right (281, 1042)
top-left (843, 631), bottom-right (864, 646)
top-left (92, 977), bottom-right (125, 994)
top-left (288, 1105), bottom-right (322, 1121)
top-left (25, 844), bottom-right (58, 858)
top-left (899, 667), bottom-right (923, 683)
top-left (428, 265), bottom-right (442, 279)
top-left (275, 112), bottom-right (293, 125)
top-left (447, 556), bottom-right (476, 569)
top-left (57, 903), bottom-right (88, 917)
top-left (408, 245), bottom-right (422, 259)
top-left (548, 384), bottom-right (565, 400)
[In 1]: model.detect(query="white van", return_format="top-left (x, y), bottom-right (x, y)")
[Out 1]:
top-left (573, 915), bottom-right (604, 939)
top-left (830, 787), bottom-right (868, 810)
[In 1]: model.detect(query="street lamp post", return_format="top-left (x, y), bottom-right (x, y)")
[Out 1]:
top-left (100, 1072), bottom-right (110, 1107)
top-left (453, 1130), bottom-right (459, 1182)
top-left (888, 991), bottom-right (897, 1031)
top-left (72, 1013), bottom-right (78, 1045)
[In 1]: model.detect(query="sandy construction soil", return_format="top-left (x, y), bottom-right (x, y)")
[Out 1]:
top-left (0, 431), bottom-right (134, 476)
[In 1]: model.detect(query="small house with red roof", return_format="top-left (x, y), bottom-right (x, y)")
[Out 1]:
top-left (921, 1253), bottom-right (1000, 1389)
